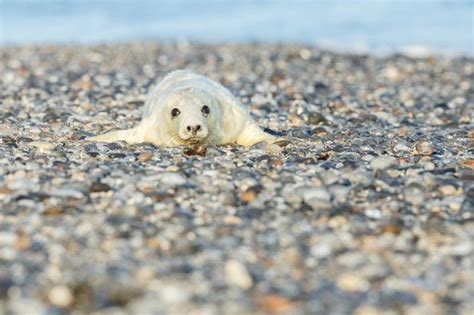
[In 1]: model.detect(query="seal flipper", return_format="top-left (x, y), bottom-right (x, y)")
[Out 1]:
top-left (88, 127), bottom-right (144, 144)
top-left (236, 123), bottom-right (277, 147)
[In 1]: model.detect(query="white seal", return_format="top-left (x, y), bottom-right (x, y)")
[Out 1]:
top-left (89, 70), bottom-right (277, 147)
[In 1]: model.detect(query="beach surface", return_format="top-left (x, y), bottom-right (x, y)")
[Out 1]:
top-left (0, 43), bottom-right (473, 314)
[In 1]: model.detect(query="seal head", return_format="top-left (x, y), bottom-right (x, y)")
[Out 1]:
top-left (162, 88), bottom-right (221, 145)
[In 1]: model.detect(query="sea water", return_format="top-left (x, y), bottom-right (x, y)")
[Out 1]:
top-left (1, 0), bottom-right (472, 55)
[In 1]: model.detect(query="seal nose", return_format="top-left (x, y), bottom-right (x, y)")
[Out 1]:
top-left (186, 124), bottom-right (201, 135)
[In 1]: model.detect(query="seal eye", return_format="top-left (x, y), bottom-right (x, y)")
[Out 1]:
top-left (171, 108), bottom-right (181, 117)
top-left (201, 105), bottom-right (210, 115)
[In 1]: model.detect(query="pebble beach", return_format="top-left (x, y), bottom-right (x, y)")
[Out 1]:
top-left (0, 42), bottom-right (473, 314)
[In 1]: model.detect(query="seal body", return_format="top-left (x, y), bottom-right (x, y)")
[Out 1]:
top-left (90, 70), bottom-right (276, 147)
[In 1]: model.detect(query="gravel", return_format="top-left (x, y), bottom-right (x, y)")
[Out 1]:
top-left (0, 42), bottom-right (473, 314)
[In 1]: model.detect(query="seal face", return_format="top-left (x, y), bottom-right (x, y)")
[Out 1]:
top-left (162, 88), bottom-right (220, 145)
top-left (89, 70), bottom-right (277, 147)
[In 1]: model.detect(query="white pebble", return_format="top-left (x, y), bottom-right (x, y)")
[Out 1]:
top-left (225, 260), bottom-right (253, 289)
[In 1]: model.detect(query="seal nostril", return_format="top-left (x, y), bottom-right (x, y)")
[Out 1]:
top-left (187, 126), bottom-right (192, 132)
top-left (196, 125), bottom-right (201, 131)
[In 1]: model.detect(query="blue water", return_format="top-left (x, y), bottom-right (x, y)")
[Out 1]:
top-left (1, 0), bottom-right (473, 55)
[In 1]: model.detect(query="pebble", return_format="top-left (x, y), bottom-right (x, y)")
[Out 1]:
top-left (303, 187), bottom-right (333, 211)
top-left (404, 183), bottom-right (426, 206)
top-left (183, 145), bottom-right (207, 156)
top-left (49, 188), bottom-right (84, 199)
top-left (370, 156), bottom-right (397, 170)
top-left (336, 273), bottom-right (370, 292)
top-left (264, 143), bottom-right (283, 155)
top-left (439, 185), bottom-right (457, 196)
top-left (138, 151), bottom-right (152, 162)
top-left (241, 189), bottom-right (259, 203)
top-left (6, 178), bottom-right (35, 190)
top-left (413, 140), bottom-right (434, 156)
top-left (393, 143), bottom-right (411, 153)
top-left (257, 294), bottom-right (294, 313)
top-left (90, 182), bottom-right (111, 193)
top-left (224, 260), bottom-right (253, 289)
top-left (48, 285), bottom-right (74, 307)
top-left (0, 232), bottom-right (17, 245)
top-left (27, 141), bottom-right (56, 150)
top-left (158, 173), bottom-right (187, 186)
top-left (365, 208), bottom-right (382, 219)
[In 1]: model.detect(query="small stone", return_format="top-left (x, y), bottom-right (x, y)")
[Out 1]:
top-left (6, 178), bottom-right (35, 190)
top-left (404, 182), bottom-right (426, 206)
top-left (43, 207), bottom-right (65, 216)
top-left (393, 143), bottom-right (411, 153)
top-left (27, 141), bottom-right (56, 150)
top-left (269, 159), bottom-right (283, 167)
top-left (219, 190), bottom-right (237, 206)
top-left (2, 136), bottom-right (16, 145)
top-left (108, 152), bottom-right (126, 159)
top-left (380, 224), bottom-right (402, 234)
top-left (49, 188), bottom-right (84, 199)
top-left (439, 185), bottom-right (457, 196)
top-left (183, 145), bottom-right (207, 157)
top-left (264, 143), bottom-right (283, 155)
top-left (147, 192), bottom-right (173, 202)
top-left (48, 285), bottom-right (74, 307)
top-left (443, 241), bottom-right (472, 256)
top-left (336, 273), bottom-right (370, 292)
top-left (449, 202), bottom-right (461, 212)
top-left (147, 238), bottom-right (161, 249)
top-left (312, 126), bottom-right (328, 137)
top-left (0, 232), bottom-right (17, 246)
top-left (72, 78), bottom-right (93, 90)
top-left (138, 152), bottom-right (152, 162)
top-left (311, 243), bottom-right (332, 258)
top-left (257, 294), bottom-right (293, 313)
top-left (225, 260), bottom-right (253, 289)
top-left (382, 66), bottom-right (402, 81)
top-left (302, 187), bottom-right (332, 211)
top-left (0, 187), bottom-right (13, 197)
top-left (90, 182), bottom-right (111, 193)
top-left (307, 112), bottom-right (327, 125)
top-left (370, 156), bottom-right (397, 170)
top-left (159, 284), bottom-right (190, 304)
top-left (365, 208), bottom-right (382, 219)
top-left (15, 230), bottom-right (31, 250)
top-left (413, 140), bottom-right (434, 156)
top-left (241, 186), bottom-right (262, 203)
top-left (460, 159), bottom-right (474, 169)
top-left (158, 173), bottom-right (187, 186)
top-left (223, 215), bottom-right (242, 225)
top-left (241, 190), bottom-right (258, 203)
top-left (354, 305), bottom-right (383, 315)
top-left (299, 48), bottom-right (312, 59)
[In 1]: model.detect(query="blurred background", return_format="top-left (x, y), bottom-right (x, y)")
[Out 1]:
top-left (1, 0), bottom-right (473, 55)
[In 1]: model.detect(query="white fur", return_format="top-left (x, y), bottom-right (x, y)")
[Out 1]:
top-left (89, 70), bottom-right (276, 147)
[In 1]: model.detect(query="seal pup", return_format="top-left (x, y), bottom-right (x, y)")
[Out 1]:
top-left (89, 70), bottom-right (277, 147)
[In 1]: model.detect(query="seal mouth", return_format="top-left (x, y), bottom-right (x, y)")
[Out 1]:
top-left (184, 137), bottom-right (204, 145)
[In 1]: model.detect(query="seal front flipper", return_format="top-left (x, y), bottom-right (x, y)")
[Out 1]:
top-left (235, 123), bottom-right (278, 147)
top-left (88, 127), bottom-right (145, 144)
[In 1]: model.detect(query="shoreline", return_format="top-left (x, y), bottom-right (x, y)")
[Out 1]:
top-left (1, 40), bottom-right (473, 59)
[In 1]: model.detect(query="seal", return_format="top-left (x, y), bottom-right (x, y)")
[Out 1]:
top-left (89, 70), bottom-right (277, 147)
